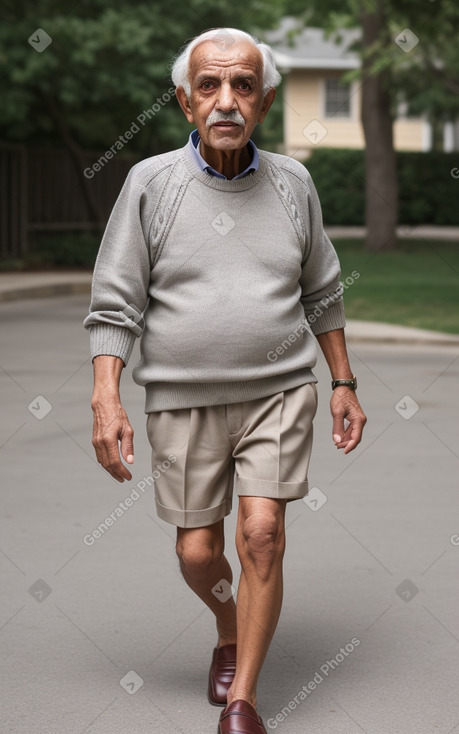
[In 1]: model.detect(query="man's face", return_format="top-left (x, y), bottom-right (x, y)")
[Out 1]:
top-left (176, 37), bottom-right (275, 151)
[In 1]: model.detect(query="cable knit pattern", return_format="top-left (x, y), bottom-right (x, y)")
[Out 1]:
top-left (84, 140), bottom-right (346, 412)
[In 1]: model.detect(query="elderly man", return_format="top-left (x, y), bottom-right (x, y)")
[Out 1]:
top-left (84, 27), bottom-right (366, 734)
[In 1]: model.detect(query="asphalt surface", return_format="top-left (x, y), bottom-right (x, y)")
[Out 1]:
top-left (1, 294), bottom-right (459, 734)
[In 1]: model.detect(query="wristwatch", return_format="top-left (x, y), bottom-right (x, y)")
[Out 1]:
top-left (331, 375), bottom-right (357, 390)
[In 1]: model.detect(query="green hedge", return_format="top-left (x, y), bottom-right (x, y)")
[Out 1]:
top-left (0, 232), bottom-right (100, 271)
top-left (305, 149), bottom-right (459, 225)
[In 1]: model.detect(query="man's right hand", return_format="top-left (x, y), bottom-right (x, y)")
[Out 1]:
top-left (91, 399), bottom-right (134, 482)
top-left (91, 355), bottom-right (134, 482)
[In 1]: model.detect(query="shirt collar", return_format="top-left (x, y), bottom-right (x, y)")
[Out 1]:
top-left (189, 129), bottom-right (259, 180)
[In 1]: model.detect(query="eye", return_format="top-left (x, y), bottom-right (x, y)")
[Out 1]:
top-left (200, 80), bottom-right (215, 91)
top-left (237, 81), bottom-right (252, 93)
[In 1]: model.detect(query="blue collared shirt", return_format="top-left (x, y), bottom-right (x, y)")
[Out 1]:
top-left (189, 129), bottom-right (259, 180)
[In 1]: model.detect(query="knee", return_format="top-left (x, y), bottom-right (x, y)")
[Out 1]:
top-left (238, 511), bottom-right (285, 579)
top-left (176, 532), bottom-right (223, 578)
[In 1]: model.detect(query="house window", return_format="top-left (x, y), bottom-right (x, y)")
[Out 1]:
top-left (325, 78), bottom-right (352, 117)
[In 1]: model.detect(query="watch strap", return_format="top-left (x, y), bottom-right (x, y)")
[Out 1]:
top-left (331, 375), bottom-right (357, 390)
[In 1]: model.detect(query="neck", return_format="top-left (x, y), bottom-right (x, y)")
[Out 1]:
top-left (199, 141), bottom-right (251, 180)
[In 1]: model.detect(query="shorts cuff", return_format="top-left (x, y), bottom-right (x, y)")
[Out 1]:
top-left (155, 497), bottom-right (232, 528)
top-left (236, 475), bottom-right (309, 500)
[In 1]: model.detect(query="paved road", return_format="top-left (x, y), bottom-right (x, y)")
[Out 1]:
top-left (1, 294), bottom-right (459, 734)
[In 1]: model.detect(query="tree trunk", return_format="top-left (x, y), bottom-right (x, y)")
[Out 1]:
top-left (41, 93), bottom-right (105, 233)
top-left (360, 4), bottom-right (398, 251)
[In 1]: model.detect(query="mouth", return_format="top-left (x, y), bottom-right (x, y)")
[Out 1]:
top-left (211, 122), bottom-right (240, 129)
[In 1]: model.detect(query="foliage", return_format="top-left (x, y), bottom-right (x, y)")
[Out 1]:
top-left (306, 149), bottom-right (459, 226)
top-left (0, 0), bottom-right (284, 154)
top-left (0, 232), bottom-right (100, 271)
top-left (306, 150), bottom-right (365, 226)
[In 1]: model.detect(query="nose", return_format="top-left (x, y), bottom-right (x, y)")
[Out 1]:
top-left (216, 81), bottom-right (237, 113)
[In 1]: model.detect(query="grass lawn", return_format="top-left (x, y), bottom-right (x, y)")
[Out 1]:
top-left (333, 239), bottom-right (459, 335)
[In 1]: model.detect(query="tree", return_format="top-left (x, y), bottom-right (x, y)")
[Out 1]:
top-left (359, 1), bottom-right (398, 251)
top-left (0, 0), bottom-right (283, 226)
top-left (280, 0), bottom-right (459, 251)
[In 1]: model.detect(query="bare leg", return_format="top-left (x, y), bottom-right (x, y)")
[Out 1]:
top-left (227, 496), bottom-right (287, 709)
top-left (176, 520), bottom-right (237, 647)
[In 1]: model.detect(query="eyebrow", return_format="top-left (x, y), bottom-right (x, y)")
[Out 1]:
top-left (194, 73), bottom-right (258, 86)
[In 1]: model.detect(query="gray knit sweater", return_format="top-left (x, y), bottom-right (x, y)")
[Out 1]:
top-left (84, 139), bottom-right (346, 412)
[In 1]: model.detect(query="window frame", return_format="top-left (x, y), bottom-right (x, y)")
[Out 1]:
top-left (321, 76), bottom-right (355, 120)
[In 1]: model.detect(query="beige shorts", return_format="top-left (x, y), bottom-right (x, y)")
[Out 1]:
top-left (145, 382), bottom-right (318, 528)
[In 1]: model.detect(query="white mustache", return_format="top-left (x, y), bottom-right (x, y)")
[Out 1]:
top-left (206, 109), bottom-right (245, 128)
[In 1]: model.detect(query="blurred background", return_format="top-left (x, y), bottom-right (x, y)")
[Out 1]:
top-left (1, 0), bottom-right (458, 332)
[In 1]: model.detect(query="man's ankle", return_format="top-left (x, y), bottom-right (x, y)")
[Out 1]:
top-left (217, 635), bottom-right (237, 648)
top-left (217, 621), bottom-right (237, 648)
top-left (226, 687), bottom-right (257, 709)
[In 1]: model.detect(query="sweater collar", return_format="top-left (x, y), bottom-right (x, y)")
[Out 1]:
top-left (188, 129), bottom-right (259, 180)
top-left (182, 138), bottom-right (266, 191)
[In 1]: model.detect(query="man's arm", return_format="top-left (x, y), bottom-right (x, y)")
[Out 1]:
top-left (84, 165), bottom-right (152, 481)
top-left (91, 355), bottom-right (134, 482)
top-left (316, 328), bottom-right (367, 454)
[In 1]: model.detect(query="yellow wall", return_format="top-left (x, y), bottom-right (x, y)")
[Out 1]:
top-left (283, 70), bottom-right (425, 158)
top-left (393, 120), bottom-right (424, 151)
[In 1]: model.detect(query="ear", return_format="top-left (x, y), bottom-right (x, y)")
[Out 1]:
top-left (176, 86), bottom-right (195, 123)
top-left (258, 88), bottom-right (276, 124)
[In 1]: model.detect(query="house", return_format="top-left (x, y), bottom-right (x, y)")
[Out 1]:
top-left (266, 20), bottom-right (451, 160)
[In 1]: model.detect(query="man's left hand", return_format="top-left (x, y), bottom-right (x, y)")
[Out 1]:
top-left (330, 387), bottom-right (367, 454)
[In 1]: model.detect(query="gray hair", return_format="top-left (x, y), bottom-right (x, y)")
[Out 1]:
top-left (171, 28), bottom-right (282, 97)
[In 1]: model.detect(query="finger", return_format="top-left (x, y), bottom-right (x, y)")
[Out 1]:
top-left (100, 439), bottom-right (132, 482)
top-left (93, 437), bottom-right (108, 469)
top-left (341, 423), bottom-right (365, 454)
top-left (332, 416), bottom-right (345, 446)
top-left (107, 461), bottom-right (132, 482)
top-left (342, 439), bottom-right (358, 454)
top-left (105, 453), bottom-right (132, 481)
top-left (120, 424), bottom-right (134, 464)
top-left (106, 441), bottom-right (132, 481)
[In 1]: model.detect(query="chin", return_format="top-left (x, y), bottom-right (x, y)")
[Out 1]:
top-left (212, 139), bottom-right (245, 150)
top-left (207, 130), bottom-right (247, 149)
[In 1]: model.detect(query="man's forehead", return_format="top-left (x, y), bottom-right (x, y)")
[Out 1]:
top-left (189, 39), bottom-right (263, 77)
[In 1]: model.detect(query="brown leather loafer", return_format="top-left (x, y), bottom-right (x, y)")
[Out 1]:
top-left (208, 643), bottom-right (237, 706)
top-left (218, 699), bottom-right (267, 734)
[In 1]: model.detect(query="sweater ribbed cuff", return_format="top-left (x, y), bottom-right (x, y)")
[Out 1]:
top-left (307, 300), bottom-right (346, 336)
top-left (89, 323), bottom-right (137, 366)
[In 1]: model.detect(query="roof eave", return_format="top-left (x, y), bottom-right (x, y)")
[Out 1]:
top-left (273, 51), bottom-right (361, 72)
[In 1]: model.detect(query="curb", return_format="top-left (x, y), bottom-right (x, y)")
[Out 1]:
top-left (325, 225), bottom-right (459, 241)
top-left (0, 272), bottom-right (93, 303)
top-left (0, 281), bottom-right (92, 303)
top-left (344, 330), bottom-right (459, 347)
top-left (343, 319), bottom-right (459, 347)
